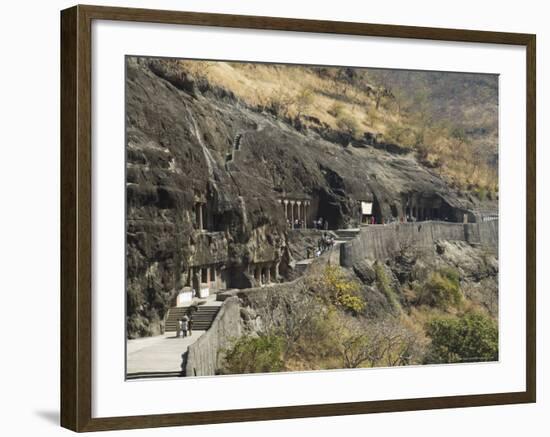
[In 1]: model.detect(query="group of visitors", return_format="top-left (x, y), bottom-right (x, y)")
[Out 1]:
top-left (318, 232), bottom-right (335, 253)
top-left (312, 217), bottom-right (329, 230)
top-left (177, 314), bottom-right (193, 338)
top-left (366, 215), bottom-right (417, 225)
top-left (287, 218), bottom-right (305, 229)
top-left (305, 232), bottom-right (335, 258)
top-left (366, 215), bottom-right (400, 225)
top-left (405, 215), bottom-right (450, 222)
top-left (285, 216), bottom-right (331, 230)
top-left (366, 215), bottom-right (450, 224)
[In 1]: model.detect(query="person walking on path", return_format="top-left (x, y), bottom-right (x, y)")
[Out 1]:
top-left (181, 314), bottom-right (189, 338)
top-left (188, 314), bottom-right (193, 337)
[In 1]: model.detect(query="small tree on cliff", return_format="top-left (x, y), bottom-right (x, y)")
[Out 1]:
top-left (312, 265), bottom-right (366, 314)
top-left (418, 267), bottom-right (462, 310)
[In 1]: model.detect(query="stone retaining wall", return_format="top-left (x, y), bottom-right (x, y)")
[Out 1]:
top-left (340, 220), bottom-right (498, 266)
top-left (185, 297), bottom-right (242, 377)
top-left (476, 219), bottom-right (499, 247)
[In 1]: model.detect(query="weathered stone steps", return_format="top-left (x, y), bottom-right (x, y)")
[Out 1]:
top-left (164, 306), bottom-right (220, 332)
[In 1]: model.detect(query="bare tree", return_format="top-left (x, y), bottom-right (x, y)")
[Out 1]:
top-left (338, 316), bottom-right (424, 368)
top-left (254, 284), bottom-right (323, 356)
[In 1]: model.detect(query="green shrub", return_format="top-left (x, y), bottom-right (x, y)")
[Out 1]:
top-left (317, 265), bottom-right (366, 314)
top-left (221, 335), bottom-right (285, 374)
top-left (419, 267), bottom-right (462, 310)
top-left (337, 293), bottom-right (366, 315)
top-left (425, 311), bottom-right (498, 364)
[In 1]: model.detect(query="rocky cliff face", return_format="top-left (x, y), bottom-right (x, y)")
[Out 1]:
top-left (125, 57), bottom-right (492, 338)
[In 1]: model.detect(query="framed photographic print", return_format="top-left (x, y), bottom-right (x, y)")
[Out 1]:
top-left (60, 4), bottom-right (536, 432)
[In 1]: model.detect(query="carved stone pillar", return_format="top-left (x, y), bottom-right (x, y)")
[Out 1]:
top-left (290, 201), bottom-right (295, 224)
top-left (211, 266), bottom-right (216, 289)
top-left (255, 266), bottom-right (261, 282)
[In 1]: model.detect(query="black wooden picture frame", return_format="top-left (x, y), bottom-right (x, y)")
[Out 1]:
top-left (61, 4), bottom-right (536, 432)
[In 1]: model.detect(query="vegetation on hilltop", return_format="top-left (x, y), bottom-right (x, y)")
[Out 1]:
top-left (174, 59), bottom-right (498, 197)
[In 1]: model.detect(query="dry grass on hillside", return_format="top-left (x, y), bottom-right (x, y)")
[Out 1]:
top-left (176, 59), bottom-right (498, 195)
top-left (184, 60), bottom-right (383, 132)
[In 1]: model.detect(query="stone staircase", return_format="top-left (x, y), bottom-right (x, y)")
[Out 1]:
top-left (233, 133), bottom-right (242, 150)
top-left (164, 305), bottom-right (220, 332)
top-left (225, 133), bottom-right (243, 170)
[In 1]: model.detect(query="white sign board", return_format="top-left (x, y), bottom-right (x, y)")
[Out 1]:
top-left (361, 201), bottom-right (373, 215)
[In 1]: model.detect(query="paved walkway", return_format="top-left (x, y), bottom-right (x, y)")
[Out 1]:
top-left (126, 330), bottom-right (205, 376)
top-left (126, 294), bottom-right (223, 377)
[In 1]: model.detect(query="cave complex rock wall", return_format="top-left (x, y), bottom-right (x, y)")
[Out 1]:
top-left (125, 57), bottom-right (488, 338)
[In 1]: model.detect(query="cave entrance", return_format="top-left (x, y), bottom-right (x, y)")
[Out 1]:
top-left (317, 190), bottom-right (343, 229)
top-left (438, 197), bottom-right (458, 222)
top-left (186, 264), bottom-right (229, 296)
top-left (371, 196), bottom-right (383, 224)
top-left (211, 210), bottom-right (228, 232)
top-left (405, 194), bottom-right (457, 222)
top-left (223, 266), bottom-right (252, 289)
